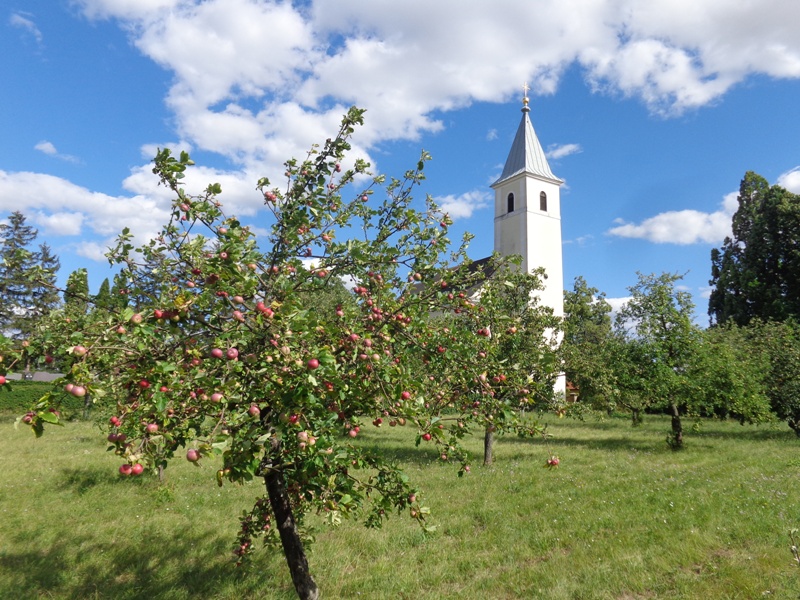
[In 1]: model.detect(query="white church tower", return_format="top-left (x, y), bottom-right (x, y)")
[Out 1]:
top-left (491, 89), bottom-right (565, 392)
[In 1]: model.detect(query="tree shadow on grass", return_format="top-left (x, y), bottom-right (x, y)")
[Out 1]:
top-left (0, 527), bottom-right (295, 600)
top-left (56, 466), bottom-right (118, 495)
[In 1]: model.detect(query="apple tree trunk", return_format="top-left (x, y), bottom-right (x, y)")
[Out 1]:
top-left (264, 469), bottom-right (319, 600)
top-left (483, 427), bottom-right (494, 466)
top-left (668, 402), bottom-right (683, 449)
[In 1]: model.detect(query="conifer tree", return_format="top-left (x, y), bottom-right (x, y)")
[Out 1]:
top-left (0, 212), bottom-right (59, 336)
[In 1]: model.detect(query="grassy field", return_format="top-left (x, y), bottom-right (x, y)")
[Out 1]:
top-left (1, 411), bottom-right (799, 599)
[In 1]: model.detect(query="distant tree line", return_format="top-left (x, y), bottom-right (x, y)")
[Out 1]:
top-left (564, 171), bottom-right (800, 444)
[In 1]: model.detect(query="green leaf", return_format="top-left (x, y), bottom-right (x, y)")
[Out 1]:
top-left (38, 411), bottom-right (60, 424)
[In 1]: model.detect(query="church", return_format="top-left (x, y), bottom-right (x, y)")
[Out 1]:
top-left (489, 89), bottom-right (565, 392)
top-left (491, 89), bottom-right (564, 321)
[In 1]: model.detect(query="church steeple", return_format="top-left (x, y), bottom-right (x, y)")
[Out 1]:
top-left (490, 86), bottom-right (564, 311)
top-left (493, 90), bottom-right (562, 186)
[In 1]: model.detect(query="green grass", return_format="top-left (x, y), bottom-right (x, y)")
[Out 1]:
top-left (1, 413), bottom-right (799, 599)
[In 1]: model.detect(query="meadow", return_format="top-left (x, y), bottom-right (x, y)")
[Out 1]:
top-left (1, 409), bottom-right (798, 599)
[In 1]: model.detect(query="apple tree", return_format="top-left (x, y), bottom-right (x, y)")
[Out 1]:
top-left (615, 272), bottom-right (698, 447)
top-left (451, 264), bottom-right (561, 466)
top-left (17, 108), bottom-right (546, 599)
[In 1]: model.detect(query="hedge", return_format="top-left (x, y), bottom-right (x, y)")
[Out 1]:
top-left (0, 380), bottom-right (87, 417)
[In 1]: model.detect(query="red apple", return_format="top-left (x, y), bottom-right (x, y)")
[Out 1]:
top-left (348, 428), bottom-right (358, 438)
top-left (130, 313), bottom-right (143, 324)
top-left (210, 348), bottom-right (224, 359)
top-left (248, 405), bottom-right (261, 417)
top-left (131, 463), bottom-right (144, 476)
top-left (186, 449), bottom-right (200, 462)
top-left (119, 464), bottom-right (132, 476)
top-left (73, 345), bottom-right (88, 357)
top-left (401, 391), bottom-right (411, 400)
top-left (146, 423), bottom-right (159, 434)
top-left (0, 375), bottom-right (6, 386)
top-left (226, 348), bottom-right (239, 360)
top-left (210, 392), bottom-right (224, 403)
top-left (307, 358), bottom-right (320, 370)
top-left (422, 433), bottom-right (432, 441)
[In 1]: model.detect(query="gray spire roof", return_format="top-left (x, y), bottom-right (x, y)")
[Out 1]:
top-left (492, 104), bottom-right (562, 187)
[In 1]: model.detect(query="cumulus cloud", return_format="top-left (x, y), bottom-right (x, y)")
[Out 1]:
top-left (546, 143), bottom-right (582, 160)
top-left (60, 0), bottom-right (800, 182)
top-left (10, 12), bottom-right (43, 45)
top-left (31, 211), bottom-right (85, 236)
top-left (605, 295), bottom-right (632, 325)
top-left (6, 0), bottom-right (800, 263)
top-left (607, 191), bottom-right (737, 244)
top-left (433, 190), bottom-right (491, 221)
top-left (0, 169), bottom-right (171, 255)
top-left (777, 166), bottom-right (800, 193)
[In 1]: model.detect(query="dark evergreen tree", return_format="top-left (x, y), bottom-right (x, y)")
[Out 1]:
top-left (709, 171), bottom-right (800, 325)
top-left (94, 277), bottom-right (112, 310)
top-left (0, 212), bottom-right (48, 336)
top-left (63, 268), bottom-right (90, 316)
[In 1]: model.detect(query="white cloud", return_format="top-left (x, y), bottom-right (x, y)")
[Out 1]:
top-left (605, 295), bottom-right (632, 325)
top-left (64, 0), bottom-right (800, 184)
top-left (486, 129), bottom-right (498, 141)
top-left (546, 143), bottom-right (582, 160)
top-left (777, 166), bottom-right (800, 193)
top-left (607, 191), bottom-right (737, 245)
top-left (34, 141), bottom-right (57, 155)
top-left (78, 0), bottom-right (181, 20)
top-left (433, 190), bottom-right (491, 221)
top-left (10, 12), bottom-right (43, 45)
top-left (0, 169), bottom-right (170, 256)
top-left (34, 140), bottom-right (80, 164)
top-left (31, 211), bottom-right (84, 236)
top-left (5, 0), bottom-right (799, 265)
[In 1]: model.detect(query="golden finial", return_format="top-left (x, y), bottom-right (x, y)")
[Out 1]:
top-left (522, 82), bottom-right (530, 106)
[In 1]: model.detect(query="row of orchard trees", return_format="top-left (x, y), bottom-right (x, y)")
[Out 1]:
top-left (565, 270), bottom-right (800, 447)
top-left (1, 108), bottom-right (563, 600)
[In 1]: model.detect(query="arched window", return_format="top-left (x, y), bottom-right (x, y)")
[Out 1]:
top-left (507, 193), bottom-right (515, 213)
top-left (540, 191), bottom-right (547, 211)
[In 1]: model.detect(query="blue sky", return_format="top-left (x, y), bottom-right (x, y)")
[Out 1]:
top-left (2, 1), bottom-right (800, 323)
